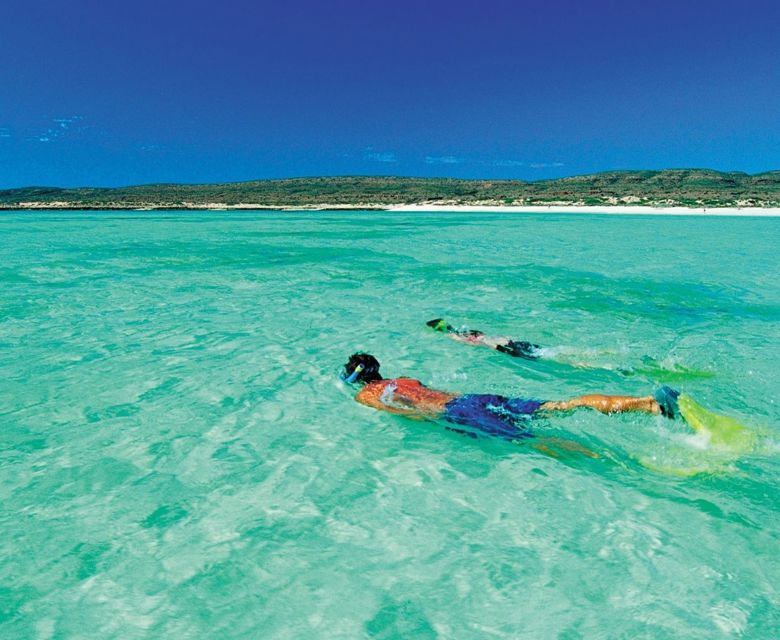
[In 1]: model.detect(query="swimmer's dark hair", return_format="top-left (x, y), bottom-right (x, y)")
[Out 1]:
top-left (343, 353), bottom-right (383, 384)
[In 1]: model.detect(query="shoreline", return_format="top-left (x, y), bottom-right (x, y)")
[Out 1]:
top-left (1, 202), bottom-right (779, 216)
top-left (389, 204), bottom-right (780, 217)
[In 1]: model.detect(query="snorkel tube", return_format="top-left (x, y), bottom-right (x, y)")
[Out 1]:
top-left (340, 364), bottom-right (364, 384)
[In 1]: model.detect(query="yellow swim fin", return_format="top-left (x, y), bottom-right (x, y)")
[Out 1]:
top-left (678, 394), bottom-right (756, 452)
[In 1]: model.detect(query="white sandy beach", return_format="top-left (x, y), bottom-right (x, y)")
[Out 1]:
top-left (390, 204), bottom-right (780, 217)
top-left (5, 202), bottom-right (779, 215)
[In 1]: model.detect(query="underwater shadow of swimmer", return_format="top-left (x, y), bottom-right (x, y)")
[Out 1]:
top-left (537, 352), bottom-right (716, 384)
top-left (617, 356), bottom-right (716, 384)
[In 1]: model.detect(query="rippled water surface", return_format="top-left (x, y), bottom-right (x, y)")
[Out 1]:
top-left (1, 211), bottom-right (779, 638)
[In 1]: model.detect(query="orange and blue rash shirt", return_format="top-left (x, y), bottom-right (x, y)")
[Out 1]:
top-left (355, 378), bottom-right (543, 440)
top-left (355, 378), bottom-right (457, 417)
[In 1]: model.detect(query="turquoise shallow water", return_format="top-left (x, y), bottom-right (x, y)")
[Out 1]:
top-left (1, 210), bottom-right (779, 639)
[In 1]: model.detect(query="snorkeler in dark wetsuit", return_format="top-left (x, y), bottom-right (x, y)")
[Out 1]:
top-left (340, 353), bottom-right (680, 448)
top-left (426, 318), bottom-right (541, 360)
top-left (426, 318), bottom-right (717, 382)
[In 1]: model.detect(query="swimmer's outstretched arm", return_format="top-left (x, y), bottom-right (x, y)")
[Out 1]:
top-left (541, 394), bottom-right (661, 415)
top-left (447, 331), bottom-right (508, 350)
top-left (427, 320), bottom-right (541, 360)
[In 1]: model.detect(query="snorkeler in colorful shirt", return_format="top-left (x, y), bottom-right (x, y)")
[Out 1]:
top-left (426, 318), bottom-right (541, 360)
top-left (340, 352), bottom-right (680, 446)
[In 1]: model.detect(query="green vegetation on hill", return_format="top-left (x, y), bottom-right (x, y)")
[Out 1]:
top-left (1, 170), bottom-right (778, 209)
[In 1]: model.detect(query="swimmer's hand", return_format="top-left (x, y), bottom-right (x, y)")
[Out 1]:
top-left (380, 383), bottom-right (411, 409)
top-left (376, 384), bottom-right (429, 419)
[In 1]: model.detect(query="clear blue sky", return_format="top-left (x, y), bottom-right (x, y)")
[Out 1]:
top-left (1, 0), bottom-right (778, 187)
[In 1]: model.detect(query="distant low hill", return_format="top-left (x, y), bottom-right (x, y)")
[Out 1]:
top-left (1, 169), bottom-right (779, 209)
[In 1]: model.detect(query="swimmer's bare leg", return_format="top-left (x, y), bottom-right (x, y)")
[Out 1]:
top-left (532, 436), bottom-right (600, 459)
top-left (541, 394), bottom-right (661, 415)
